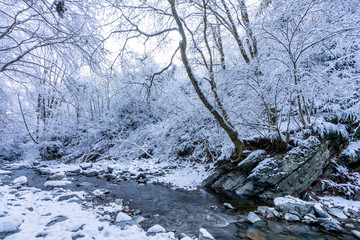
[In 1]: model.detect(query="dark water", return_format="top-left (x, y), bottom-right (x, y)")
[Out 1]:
top-left (1, 168), bottom-right (358, 239)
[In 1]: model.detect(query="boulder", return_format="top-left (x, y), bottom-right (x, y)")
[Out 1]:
top-left (203, 136), bottom-right (330, 198)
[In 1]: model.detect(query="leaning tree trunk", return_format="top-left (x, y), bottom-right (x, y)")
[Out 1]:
top-left (170, 0), bottom-right (244, 160)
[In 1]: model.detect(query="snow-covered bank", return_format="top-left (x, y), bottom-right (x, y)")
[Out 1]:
top-left (0, 176), bottom-right (178, 240)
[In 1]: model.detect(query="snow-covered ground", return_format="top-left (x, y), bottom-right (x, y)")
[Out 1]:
top-left (0, 176), bottom-right (178, 240)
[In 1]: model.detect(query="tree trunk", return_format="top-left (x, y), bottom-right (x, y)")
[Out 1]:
top-left (170, 0), bottom-right (244, 160)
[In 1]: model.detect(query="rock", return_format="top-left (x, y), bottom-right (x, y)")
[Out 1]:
top-left (246, 212), bottom-right (261, 223)
top-left (47, 172), bottom-right (65, 181)
top-left (284, 213), bottom-right (300, 221)
top-left (80, 163), bottom-right (92, 170)
top-left (83, 170), bottom-right (98, 177)
top-left (348, 209), bottom-right (360, 218)
top-left (99, 215), bottom-right (111, 222)
top-left (35, 232), bottom-right (49, 238)
top-left (72, 232), bottom-right (85, 240)
top-left (199, 228), bottom-right (215, 240)
top-left (180, 236), bottom-right (193, 240)
top-left (328, 208), bottom-right (347, 219)
top-left (65, 168), bottom-right (81, 176)
top-left (12, 176), bottom-right (27, 186)
top-left (314, 203), bottom-right (330, 218)
top-left (274, 196), bottom-right (314, 217)
top-left (76, 182), bottom-right (94, 187)
top-left (92, 189), bottom-right (106, 198)
top-left (265, 212), bottom-right (275, 219)
top-left (256, 206), bottom-right (270, 215)
top-left (104, 174), bottom-right (116, 181)
top-left (352, 230), bottom-right (360, 239)
top-left (36, 168), bottom-right (51, 175)
top-left (246, 231), bottom-right (264, 240)
top-left (46, 215), bottom-right (68, 227)
top-left (68, 199), bottom-right (82, 204)
top-left (58, 194), bottom-right (81, 202)
top-left (302, 215), bottom-right (316, 224)
top-left (223, 203), bottom-right (234, 209)
top-left (107, 167), bottom-right (114, 173)
top-left (147, 224), bottom-right (166, 234)
top-left (317, 218), bottom-right (343, 232)
top-left (44, 180), bottom-right (72, 188)
top-left (238, 150), bottom-right (267, 173)
top-left (115, 212), bottom-right (132, 222)
top-left (345, 223), bottom-right (355, 229)
top-left (204, 136), bottom-right (330, 198)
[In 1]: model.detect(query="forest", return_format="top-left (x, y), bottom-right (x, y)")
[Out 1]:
top-left (0, 0), bottom-right (360, 239)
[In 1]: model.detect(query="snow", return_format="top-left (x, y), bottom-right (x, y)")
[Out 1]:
top-left (319, 196), bottom-right (360, 212)
top-left (0, 184), bottom-right (176, 240)
top-left (274, 196), bottom-right (309, 206)
top-left (92, 189), bottom-right (105, 197)
top-left (115, 212), bottom-right (132, 222)
top-left (44, 181), bottom-right (72, 187)
top-left (248, 157), bottom-right (277, 178)
top-left (0, 215), bottom-right (22, 233)
top-left (238, 149), bottom-right (266, 168)
top-left (343, 141), bottom-right (360, 157)
top-left (147, 224), bottom-right (166, 233)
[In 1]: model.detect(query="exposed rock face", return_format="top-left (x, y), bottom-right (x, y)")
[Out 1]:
top-left (203, 136), bottom-right (330, 199)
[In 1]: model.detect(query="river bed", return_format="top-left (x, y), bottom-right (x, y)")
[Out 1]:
top-left (1, 167), bottom-right (358, 239)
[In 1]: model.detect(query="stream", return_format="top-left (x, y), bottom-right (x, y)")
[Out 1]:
top-left (1, 167), bottom-right (358, 240)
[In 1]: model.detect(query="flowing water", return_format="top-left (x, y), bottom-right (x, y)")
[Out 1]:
top-left (1, 168), bottom-right (358, 240)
